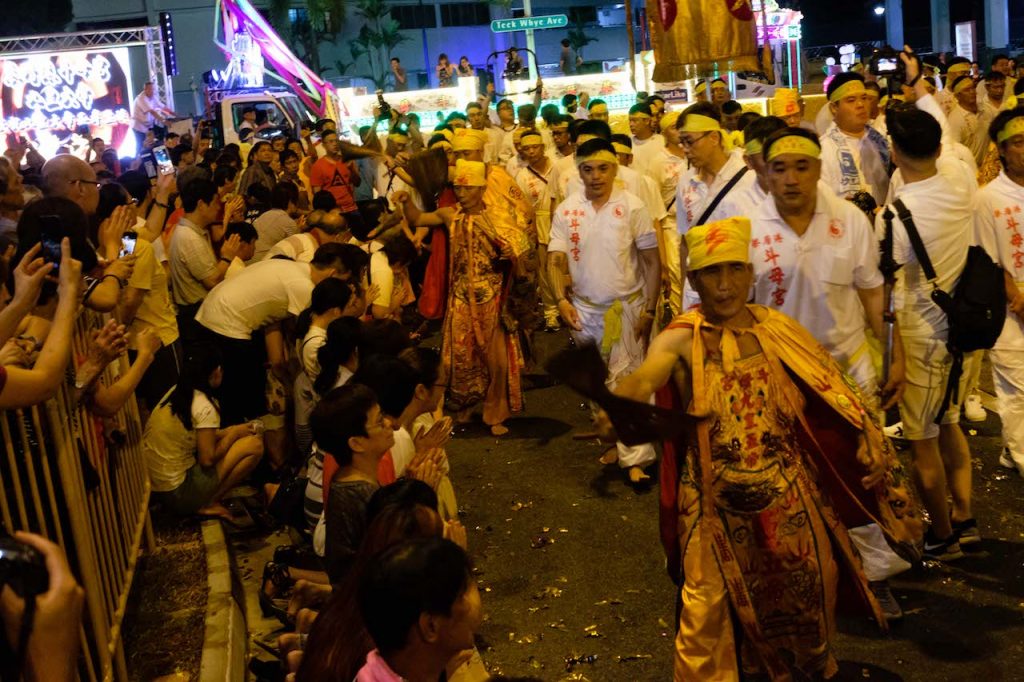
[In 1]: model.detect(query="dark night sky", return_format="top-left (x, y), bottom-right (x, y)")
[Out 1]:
top-left (799, 0), bottom-right (1023, 51)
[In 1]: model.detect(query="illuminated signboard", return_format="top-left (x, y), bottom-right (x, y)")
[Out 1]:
top-left (0, 48), bottom-right (133, 136)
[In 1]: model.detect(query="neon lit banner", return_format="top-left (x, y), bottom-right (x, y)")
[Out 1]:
top-left (0, 48), bottom-right (133, 136)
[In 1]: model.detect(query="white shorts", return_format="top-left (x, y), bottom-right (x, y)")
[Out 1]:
top-left (898, 336), bottom-right (968, 440)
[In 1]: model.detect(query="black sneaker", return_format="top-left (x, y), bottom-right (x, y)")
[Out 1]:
top-left (923, 530), bottom-right (965, 562)
top-left (951, 518), bottom-right (981, 546)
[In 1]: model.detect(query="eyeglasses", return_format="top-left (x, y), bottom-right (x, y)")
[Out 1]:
top-left (69, 179), bottom-right (101, 189)
top-left (679, 132), bottom-right (711, 149)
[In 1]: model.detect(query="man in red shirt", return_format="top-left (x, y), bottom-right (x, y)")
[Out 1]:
top-left (310, 130), bottom-right (359, 213)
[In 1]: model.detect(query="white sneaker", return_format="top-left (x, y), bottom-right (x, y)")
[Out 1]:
top-left (1000, 450), bottom-right (1024, 475)
top-left (964, 394), bottom-right (986, 422)
top-left (883, 421), bottom-right (905, 439)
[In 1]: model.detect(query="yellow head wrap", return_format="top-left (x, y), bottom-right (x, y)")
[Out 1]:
top-left (694, 81), bottom-right (708, 95)
top-left (744, 138), bottom-right (763, 156)
top-left (679, 113), bottom-right (730, 149)
top-left (772, 88), bottom-right (801, 117)
top-left (679, 113), bottom-right (722, 133)
top-left (519, 130), bottom-right (543, 146)
top-left (764, 133), bottom-right (821, 161)
top-left (828, 78), bottom-right (866, 103)
top-left (453, 159), bottom-right (487, 186)
top-left (589, 102), bottom-right (609, 115)
top-left (452, 128), bottom-right (487, 151)
top-left (550, 119), bottom-right (569, 131)
top-left (388, 130), bottom-right (410, 143)
top-left (997, 116), bottom-right (1024, 143)
top-left (951, 75), bottom-right (974, 94)
top-left (576, 148), bottom-right (619, 166)
top-left (576, 133), bottom-right (599, 145)
top-left (685, 217), bottom-right (751, 271)
top-left (711, 79), bottom-right (728, 91)
top-left (659, 110), bottom-right (681, 130)
top-left (947, 62), bottom-right (972, 77)
top-left (879, 94), bottom-right (890, 109)
top-left (612, 142), bottom-right (632, 156)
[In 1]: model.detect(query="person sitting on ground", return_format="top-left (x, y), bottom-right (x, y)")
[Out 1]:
top-left (302, 316), bottom-right (364, 540)
top-left (142, 343), bottom-right (265, 520)
top-left (354, 537), bottom-right (482, 682)
top-left (294, 480), bottom-right (468, 682)
top-left (294, 279), bottom-right (356, 460)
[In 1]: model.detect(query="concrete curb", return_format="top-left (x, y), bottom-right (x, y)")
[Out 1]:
top-left (199, 520), bottom-right (248, 682)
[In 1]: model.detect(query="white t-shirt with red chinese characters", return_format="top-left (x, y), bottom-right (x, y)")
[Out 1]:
top-left (750, 189), bottom-right (883, 365)
top-left (973, 171), bottom-right (1024, 351)
top-left (514, 161), bottom-right (553, 209)
top-left (675, 149), bottom-right (754, 237)
top-left (549, 188), bottom-right (657, 306)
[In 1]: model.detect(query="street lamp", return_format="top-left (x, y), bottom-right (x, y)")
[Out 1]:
top-left (874, 5), bottom-right (885, 15)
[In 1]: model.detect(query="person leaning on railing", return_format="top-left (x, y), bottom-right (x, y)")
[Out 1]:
top-left (0, 240), bottom-right (81, 409)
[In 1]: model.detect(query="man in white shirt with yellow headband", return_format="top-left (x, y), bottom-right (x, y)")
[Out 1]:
top-left (647, 110), bottom-right (688, 314)
top-left (819, 72), bottom-right (892, 205)
top-left (751, 127), bottom-right (911, 618)
top-left (674, 103), bottom-right (755, 310)
top-left (513, 130), bottom-right (558, 329)
top-left (947, 74), bottom-right (994, 166)
top-left (974, 109), bottom-right (1024, 478)
top-left (548, 138), bottom-right (661, 484)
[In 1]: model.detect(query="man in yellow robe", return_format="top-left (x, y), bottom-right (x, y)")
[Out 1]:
top-left (596, 217), bottom-right (922, 680)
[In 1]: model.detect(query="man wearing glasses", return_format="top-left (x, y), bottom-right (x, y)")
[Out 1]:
top-left (673, 103), bottom-right (754, 311)
top-left (41, 155), bottom-right (102, 216)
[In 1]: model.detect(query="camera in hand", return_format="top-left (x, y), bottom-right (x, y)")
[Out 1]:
top-left (0, 536), bottom-right (48, 600)
top-left (376, 90), bottom-right (392, 121)
top-left (869, 46), bottom-right (905, 78)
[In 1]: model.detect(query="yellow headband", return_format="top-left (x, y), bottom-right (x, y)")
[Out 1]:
top-left (451, 128), bottom-right (487, 151)
top-left (694, 81), bottom-right (708, 94)
top-left (947, 62), bottom-right (971, 77)
top-left (453, 159), bottom-right (487, 186)
top-left (429, 139), bottom-right (453, 151)
top-left (744, 138), bottom-right (763, 156)
top-left (711, 80), bottom-right (728, 91)
top-left (519, 131), bottom-right (543, 146)
top-left (828, 79), bottom-right (866, 103)
top-left (679, 113), bottom-right (722, 133)
top-left (951, 76), bottom-right (973, 94)
top-left (612, 142), bottom-right (632, 155)
top-left (997, 117), bottom-right (1024, 143)
top-left (576, 149), bottom-right (619, 166)
top-left (629, 111), bottom-right (652, 119)
top-left (765, 134), bottom-right (821, 161)
top-left (659, 111), bottom-right (681, 130)
top-left (550, 122), bottom-right (569, 131)
top-left (1003, 94), bottom-right (1020, 111)
top-left (576, 133), bottom-right (599, 145)
top-left (879, 94), bottom-right (890, 108)
top-left (589, 103), bottom-right (609, 114)
top-left (388, 132), bottom-right (409, 142)
top-left (685, 217), bottom-right (751, 271)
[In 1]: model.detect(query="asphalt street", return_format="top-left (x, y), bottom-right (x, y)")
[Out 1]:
top-left (447, 330), bottom-right (1024, 682)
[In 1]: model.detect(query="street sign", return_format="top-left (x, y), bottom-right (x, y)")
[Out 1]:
top-left (490, 14), bottom-right (568, 33)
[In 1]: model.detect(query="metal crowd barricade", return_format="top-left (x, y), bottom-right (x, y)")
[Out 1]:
top-left (0, 309), bottom-right (153, 681)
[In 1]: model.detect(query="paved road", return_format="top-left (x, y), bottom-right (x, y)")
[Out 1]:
top-left (447, 331), bottom-right (1024, 681)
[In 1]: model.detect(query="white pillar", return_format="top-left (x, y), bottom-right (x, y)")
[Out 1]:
top-left (930, 0), bottom-right (952, 53)
top-left (985, 0), bottom-right (1009, 49)
top-left (524, 0), bottom-right (538, 82)
top-left (886, 0), bottom-right (904, 48)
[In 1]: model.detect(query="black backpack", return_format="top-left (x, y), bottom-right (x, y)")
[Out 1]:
top-left (883, 199), bottom-right (1006, 423)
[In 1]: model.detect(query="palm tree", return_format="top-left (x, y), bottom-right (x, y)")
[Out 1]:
top-left (266, 0), bottom-right (351, 75)
top-left (567, 17), bottom-right (598, 62)
top-left (349, 0), bottom-right (408, 89)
